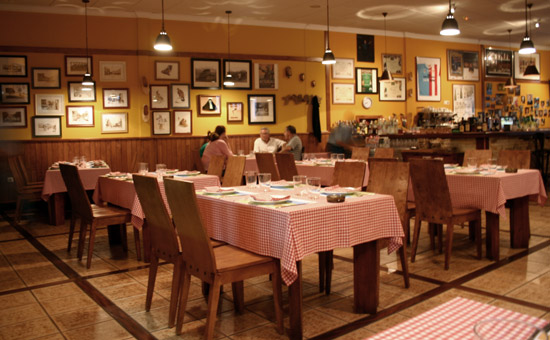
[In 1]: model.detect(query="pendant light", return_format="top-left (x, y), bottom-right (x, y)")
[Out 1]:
top-left (519, 1), bottom-right (535, 54)
top-left (154, 0), bottom-right (172, 51)
top-left (321, 0), bottom-right (335, 65)
top-left (223, 10), bottom-right (234, 87)
top-left (522, 4), bottom-right (539, 77)
top-left (440, 0), bottom-right (460, 36)
top-left (380, 12), bottom-right (393, 83)
top-left (81, 0), bottom-right (93, 89)
top-left (504, 29), bottom-right (517, 89)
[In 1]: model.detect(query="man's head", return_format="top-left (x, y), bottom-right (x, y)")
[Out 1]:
top-left (260, 127), bottom-right (270, 142)
top-left (284, 125), bottom-right (296, 139)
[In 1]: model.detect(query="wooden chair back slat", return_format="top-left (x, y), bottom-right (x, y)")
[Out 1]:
top-left (498, 150), bottom-right (530, 169)
top-left (207, 155), bottom-right (225, 180)
top-left (368, 161), bottom-right (409, 227)
top-left (275, 153), bottom-right (298, 181)
top-left (59, 164), bottom-right (93, 220)
top-left (351, 147), bottom-right (370, 161)
top-left (374, 148), bottom-right (395, 158)
top-left (16, 155), bottom-right (33, 185)
top-left (222, 156), bottom-right (245, 187)
top-left (368, 157), bottom-right (398, 172)
top-left (463, 149), bottom-right (492, 166)
top-left (331, 161), bottom-right (366, 188)
top-left (193, 148), bottom-right (206, 173)
top-left (255, 153), bottom-right (280, 181)
top-left (7, 157), bottom-right (26, 192)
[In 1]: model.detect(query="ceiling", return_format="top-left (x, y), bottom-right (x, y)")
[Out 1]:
top-left (1, 0), bottom-right (549, 49)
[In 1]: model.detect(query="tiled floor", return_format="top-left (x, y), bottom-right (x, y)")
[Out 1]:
top-left (0, 201), bottom-right (549, 340)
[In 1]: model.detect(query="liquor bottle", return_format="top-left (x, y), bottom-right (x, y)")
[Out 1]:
top-left (459, 118), bottom-right (465, 132)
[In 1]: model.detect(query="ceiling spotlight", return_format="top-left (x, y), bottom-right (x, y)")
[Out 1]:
top-left (154, 0), bottom-right (172, 51)
top-left (322, 0), bottom-right (336, 65)
top-left (519, 1), bottom-right (535, 54)
top-left (440, 0), bottom-right (460, 36)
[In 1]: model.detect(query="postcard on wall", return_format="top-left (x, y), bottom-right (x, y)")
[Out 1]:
top-left (101, 112), bottom-right (128, 133)
top-left (0, 55), bottom-right (27, 77)
top-left (0, 107), bottom-right (27, 128)
top-left (452, 84), bottom-right (476, 119)
top-left (35, 94), bottom-right (65, 115)
top-left (173, 110), bottom-right (192, 134)
top-left (32, 68), bottom-right (61, 89)
top-left (382, 54), bottom-right (402, 75)
top-left (332, 83), bottom-right (355, 104)
top-left (447, 50), bottom-right (479, 81)
top-left (66, 106), bottom-right (94, 127)
top-left (32, 116), bottom-right (61, 137)
top-left (416, 57), bottom-right (441, 102)
top-left (254, 63), bottom-right (278, 90)
top-left (99, 61), bottom-right (126, 82)
top-left (332, 59), bottom-right (354, 79)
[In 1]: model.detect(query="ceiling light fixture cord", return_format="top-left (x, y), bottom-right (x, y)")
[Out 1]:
top-left (383, 12), bottom-right (387, 54)
top-left (326, 0), bottom-right (330, 49)
top-left (524, 0), bottom-right (528, 36)
top-left (227, 11), bottom-right (231, 59)
top-left (161, 0), bottom-right (165, 31)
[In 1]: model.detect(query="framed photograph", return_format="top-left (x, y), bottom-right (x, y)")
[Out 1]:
top-left (355, 67), bottom-right (378, 94)
top-left (35, 94), bottom-right (64, 115)
top-left (102, 88), bottom-right (129, 109)
top-left (379, 77), bottom-right (406, 102)
top-left (332, 83), bottom-right (355, 104)
top-left (447, 50), bottom-right (479, 81)
top-left (101, 112), bottom-right (128, 134)
top-left (382, 54), bottom-right (402, 75)
top-left (227, 102), bottom-right (243, 122)
top-left (68, 82), bottom-right (96, 102)
top-left (191, 58), bottom-right (221, 89)
top-left (66, 106), bottom-right (94, 127)
top-left (155, 61), bottom-right (179, 81)
top-left (223, 59), bottom-right (252, 89)
top-left (32, 116), bottom-right (61, 137)
top-left (150, 85), bottom-right (169, 109)
top-left (152, 111), bottom-right (171, 135)
top-left (170, 84), bottom-right (190, 109)
top-left (173, 110), bottom-right (192, 135)
top-left (0, 83), bottom-right (30, 104)
top-left (32, 68), bottom-right (61, 88)
top-left (99, 61), bottom-right (126, 82)
top-left (416, 57), bottom-right (441, 102)
top-left (357, 34), bottom-right (375, 62)
top-left (485, 49), bottom-right (512, 77)
top-left (198, 95), bottom-right (221, 115)
top-left (65, 56), bottom-right (92, 76)
top-left (254, 63), bottom-right (278, 90)
top-left (514, 52), bottom-right (540, 80)
top-left (0, 107), bottom-right (27, 128)
top-left (332, 59), bottom-right (354, 79)
top-left (248, 95), bottom-right (276, 124)
top-left (452, 84), bottom-right (476, 119)
top-left (0, 55), bottom-right (27, 77)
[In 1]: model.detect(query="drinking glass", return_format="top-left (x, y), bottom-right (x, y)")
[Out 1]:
top-left (293, 175), bottom-right (307, 196)
top-left (303, 153), bottom-right (310, 161)
top-left (238, 149), bottom-right (244, 156)
top-left (466, 157), bottom-right (476, 168)
top-left (156, 163), bottom-right (167, 178)
top-left (331, 153), bottom-right (338, 161)
top-left (138, 162), bottom-right (148, 175)
top-left (245, 171), bottom-right (257, 188)
top-left (307, 177), bottom-right (321, 200)
top-left (72, 156), bottom-right (79, 165)
top-left (337, 153), bottom-right (345, 161)
top-left (258, 173), bottom-right (271, 192)
top-left (80, 156), bottom-right (87, 167)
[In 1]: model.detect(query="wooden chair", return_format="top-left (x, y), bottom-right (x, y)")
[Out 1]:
top-left (255, 152), bottom-right (280, 181)
top-left (374, 148), bottom-right (395, 158)
top-left (330, 161), bottom-right (366, 187)
top-left (58, 164), bottom-right (137, 269)
top-left (207, 155), bottom-right (225, 181)
top-left (8, 156), bottom-right (42, 222)
top-left (164, 179), bottom-right (284, 339)
top-left (192, 148), bottom-right (206, 173)
top-left (351, 147), bottom-right (370, 161)
top-left (409, 159), bottom-right (482, 270)
top-left (463, 149), bottom-right (492, 166)
top-left (498, 150), bottom-right (531, 169)
top-left (16, 155), bottom-right (43, 186)
top-left (222, 156), bottom-right (245, 187)
top-left (275, 152), bottom-right (298, 181)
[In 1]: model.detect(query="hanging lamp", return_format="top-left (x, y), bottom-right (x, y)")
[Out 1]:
top-left (321, 0), bottom-right (335, 65)
top-left (81, 0), bottom-right (93, 89)
top-left (223, 10), bottom-right (235, 87)
top-left (440, 0), bottom-right (460, 36)
top-left (522, 4), bottom-right (539, 77)
top-left (154, 0), bottom-right (172, 51)
top-left (504, 29), bottom-right (517, 89)
top-left (380, 12), bottom-right (393, 82)
top-left (519, 1), bottom-right (535, 54)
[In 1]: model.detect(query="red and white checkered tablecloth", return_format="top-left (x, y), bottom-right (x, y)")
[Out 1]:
top-left (365, 297), bottom-right (549, 340)
top-left (42, 167), bottom-right (111, 201)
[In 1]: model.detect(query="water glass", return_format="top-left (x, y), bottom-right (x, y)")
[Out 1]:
top-left (258, 173), bottom-right (271, 192)
top-left (293, 175), bottom-right (307, 196)
top-left (80, 156), bottom-right (87, 167)
top-left (307, 177), bottom-right (321, 200)
top-left (156, 163), bottom-right (167, 178)
top-left (72, 156), bottom-right (79, 165)
top-left (337, 153), bottom-right (345, 161)
top-left (138, 162), bottom-right (148, 175)
top-left (245, 171), bottom-right (257, 188)
top-left (331, 153), bottom-right (338, 161)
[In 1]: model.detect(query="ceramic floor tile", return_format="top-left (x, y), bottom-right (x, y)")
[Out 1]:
top-left (0, 316), bottom-right (59, 340)
top-left (151, 319), bottom-right (225, 339)
top-left (365, 313), bottom-right (411, 333)
top-left (0, 291), bottom-right (37, 309)
top-left (132, 305), bottom-right (195, 332)
top-left (114, 293), bottom-right (169, 315)
top-left (214, 310), bottom-right (269, 336)
top-left (98, 281), bottom-right (148, 301)
top-left (334, 327), bottom-right (376, 340)
top-left (398, 289), bottom-right (493, 318)
top-left (63, 319), bottom-right (133, 340)
top-left (32, 282), bottom-right (85, 301)
top-left (506, 272), bottom-right (550, 307)
top-left (39, 291), bottom-right (98, 315)
top-left (299, 308), bottom-right (347, 338)
top-left (0, 302), bottom-right (47, 327)
top-left (87, 272), bottom-right (137, 289)
top-left (51, 305), bottom-right (113, 331)
top-left (226, 323), bottom-right (287, 340)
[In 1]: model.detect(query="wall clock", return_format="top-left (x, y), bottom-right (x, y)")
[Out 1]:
top-left (362, 97), bottom-right (372, 109)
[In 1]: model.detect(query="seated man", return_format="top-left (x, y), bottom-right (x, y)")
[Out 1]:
top-left (281, 125), bottom-right (302, 160)
top-left (253, 127), bottom-right (285, 153)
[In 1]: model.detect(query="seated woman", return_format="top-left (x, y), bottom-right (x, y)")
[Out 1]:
top-left (201, 125), bottom-right (233, 170)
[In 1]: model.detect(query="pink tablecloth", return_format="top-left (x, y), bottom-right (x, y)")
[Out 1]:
top-left (41, 167), bottom-right (111, 201)
top-left (366, 297), bottom-right (549, 340)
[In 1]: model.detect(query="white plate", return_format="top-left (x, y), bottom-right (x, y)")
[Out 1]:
top-left (249, 199), bottom-right (291, 205)
top-left (453, 170), bottom-right (480, 175)
top-left (203, 189), bottom-right (235, 195)
top-left (176, 171), bottom-right (200, 177)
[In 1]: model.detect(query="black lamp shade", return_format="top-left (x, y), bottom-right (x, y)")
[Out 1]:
top-left (322, 49), bottom-right (336, 65)
top-left (523, 64), bottom-right (540, 77)
top-left (82, 73), bottom-right (94, 87)
top-left (154, 31), bottom-right (172, 51)
top-left (223, 73), bottom-right (234, 86)
top-left (519, 36), bottom-right (536, 54)
top-left (440, 14), bottom-right (460, 36)
top-left (380, 69), bottom-right (393, 82)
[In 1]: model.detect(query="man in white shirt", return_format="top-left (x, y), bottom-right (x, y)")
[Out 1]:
top-left (253, 127), bottom-right (285, 153)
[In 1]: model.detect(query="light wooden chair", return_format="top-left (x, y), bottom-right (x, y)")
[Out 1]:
top-left (374, 148), bottom-right (395, 158)
top-left (463, 149), bottom-right (493, 166)
top-left (255, 152), bottom-right (280, 181)
top-left (222, 156), bottom-right (245, 187)
top-left (164, 179), bottom-right (284, 339)
top-left (207, 155), bottom-right (225, 181)
top-left (351, 147), bottom-right (370, 161)
top-left (192, 148), bottom-right (206, 173)
top-left (498, 150), bottom-right (531, 169)
top-left (8, 156), bottom-right (42, 222)
top-left (330, 161), bottom-right (366, 187)
top-left (275, 152), bottom-right (299, 181)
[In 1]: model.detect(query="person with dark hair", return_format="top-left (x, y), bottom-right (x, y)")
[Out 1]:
top-left (281, 125), bottom-right (302, 160)
top-left (199, 125), bottom-right (227, 157)
top-left (201, 125), bottom-right (233, 170)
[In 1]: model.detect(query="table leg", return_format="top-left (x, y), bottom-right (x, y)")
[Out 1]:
top-left (107, 225), bottom-right (123, 245)
top-left (48, 193), bottom-right (65, 226)
top-left (485, 212), bottom-right (500, 261)
top-left (509, 196), bottom-right (530, 248)
top-left (288, 261), bottom-right (303, 340)
top-left (353, 240), bottom-right (379, 314)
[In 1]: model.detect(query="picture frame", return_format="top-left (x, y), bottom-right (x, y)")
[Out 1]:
top-left (332, 59), bottom-right (355, 79)
top-left (191, 58), bottom-right (221, 89)
top-left (254, 63), bottom-right (278, 90)
top-left (198, 95), bottom-right (221, 115)
top-left (227, 102), bottom-right (243, 122)
top-left (0, 83), bottom-right (30, 104)
top-left (150, 85), bottom-right (169, 109)
top-left (32, 116), bottom-right (61, 138)
top-left (99, 61), bottom-right (126, 82)
top-left (0, 55), bottom-right (27, 77)
top-left (152, 111), bottom-right (171, 135)
top-left (223, 59), bottom-right (252, 89)
top-left (355, 67), bottom-right (378, 94)
top-left (68, 81), bottom-right (96, 102)
top-left (35, 94), bottom-right (65, 115)
top-left (447, 50), bottom-right (480, 81)
top-left (66, 105), bottom-right (94, 127)
top-left (65, 56), bottom-right (92, 76)
top-left (332, 83), bottom-right (355, 104)
top-left (101, 112), bottom-right (128, 134)
top-left (173, 110), bottom-right (192, 135)
top-left (452, 84), bottom-right (476, 119)
top-left (382, 54), bottom-right (403, 75)
top-left (484, 49), bottom-right (512, 78)
top-left (514, 52), bottom-right (540, 80)
top-left (357, 34), bottom-right (375, 62)
top-left (379, 77), bottom-right (406, 102)
top-left (0, 107), bottom-right (27, 128)
top-left (155, 61), bottom-right (180, 81)
top-left (248, 94), bottom-right (276, 124)
top-left (102, 88), bottom-right (129, 109)
top-left (416, 57), bottom-right (441, 102)
top-left (32, 68), bottom-right (61, 88)
top-left (170, 84), bottom-right (190, 109)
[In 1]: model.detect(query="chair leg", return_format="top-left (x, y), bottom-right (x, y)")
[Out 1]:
top-left (168, 258), bottom-right (182, 328)
top-left (411, 218), bottom-right (422, 262)
top-left (325, 250), bottom-right (334, 295)
top-left (204, 277), bottom-right (222, 340)
top-left (445, 224), bottom-right (454, 270)
top-left (133, 227), bottom-right (142, 261)
top-left (318, 252), bottom-right (326, 293)
top-left (404, 212), bottom-right (411, 245)
top-left (428, 223), bottom-right (436, 251)
top-left (437, 224), bottom-right (443, 254)
top-left (231, 281), bottom-right (245, 313)
top-left (77, 220), bottom-right (88, 260)
top-left (86, 225), bottom-right (97, 269)
top-left (15, 197), bottom-right (23, 222)
top-left (398, 238), bottom-right (410, 288)
top-left (146, 254), bottom-right (159, 312)
top-left (271, 260), bottom-right (284, 334)
top-left (67, 215), bottom-right (77, 252)
top-left (120, 224), bottom-right (128, 252)
top-left (176, 269), bottom-right (192, 335)
top-left (473, 219), bottom-right (482, 259)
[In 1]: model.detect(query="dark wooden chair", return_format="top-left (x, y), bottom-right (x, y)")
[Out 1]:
top-left (498, 150), bottom-right (531, 169)
top-left (255, 152), bottom-right (280, 181)
top-left (463, 149), bottom-right (493, 166)
top-left (164, 179), bottom-right (284, 339)
top-left (207, 155), bottom-right (225, 181)
top-left (16, 155), bottom-right (43, 186)
top-left (8, 156), bottom-right (42, 222)
top-left (192, 148), bottom-right (206, 173)
top-left (330, 161), bottom-right (366, 187)
top-left (275, 152), bottom-right (298, 181)
top-left (374, 148), bottom-right (395, 158)
top-left (409, 159), bottom-right (482, 270)
top-left (351, 147), bottom-right (370, 161)
top-left (222, 156), bottom-right (245, 187)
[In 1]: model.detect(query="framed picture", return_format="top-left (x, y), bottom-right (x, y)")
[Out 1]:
top-left (99, 61), bottom-right (126, 82)
top-left (150, 85), bottom-right (169, 109)
top-left (254, 63), bottom-right (278, 90)
top-left (379, 77), bottom-right (406, 102)
top-left (32, 68), bottom-right (61, 88)
top-left (357, 34), bottom-right (375, 62)
top-left (0, 107), bottom-right (27, 128)
top-left (447, 50), bottom-right (480, 81)
top-left (485, 49), bottom-right (512, 77)
top-left (227, 102), bottom-right (243, 122)
top-left (66, 105), bottom-right (94, 127)
top-left (198, 95), bottom-right (221, 115)
top-left (101, 112), bottom-right (128, 134)
top-left (514, 52), bottom-right (540, 80)
top-left (452, 84), bottom-right (476, 119)
top-left (0, 55), bottom-right (27, 77)
top-left (65, 56), bottom-right (92, 76)
top-left (102, 88), bottom-right (129, 109)
top-left (35, 94), bottom-right (64, 115)
top-left (173, 110), bottom-right (192, 135)
top-left (223, 59), bottom-right (252, 89)
top-left (332, 83), bottom-right (355, 104)
top-left (355, 68), bottom-right (378, 94)
top-left (0, 83), bottom-right (30, 104)
top-left (68, 82), bottom-right (96, 102)
top-left (171, 84), bottom-right (190, 109)
top-left (382, 54), bottom-right (402, 75)
top-left (152, 111), bottom-right (171, 135)
top-left (332, 59), bottom-right (354, 79)
top-left (155, 61), bottom-right (179, 81)
top-left (191, 58), bottom-right (221, 89)
top-left (32, 116), bottom-right (61, 137)
top-left (416, 57), bottom-right (441, 102)
top-left (248, 95), bottom-right (276, 124)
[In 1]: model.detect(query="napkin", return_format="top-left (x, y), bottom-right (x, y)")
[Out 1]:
top-left (178, 170), bottom-right (200, 175)
top-left (323, 185), bottom-right (359, 193)
top-left (251, 194), bottom-right (290, 201)
top-left (204, 186), bottom-right (234, 193)
top-left (108, 171), bottom-right (122, 176)
top-left (271, 180), bottom-right (293, 186)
